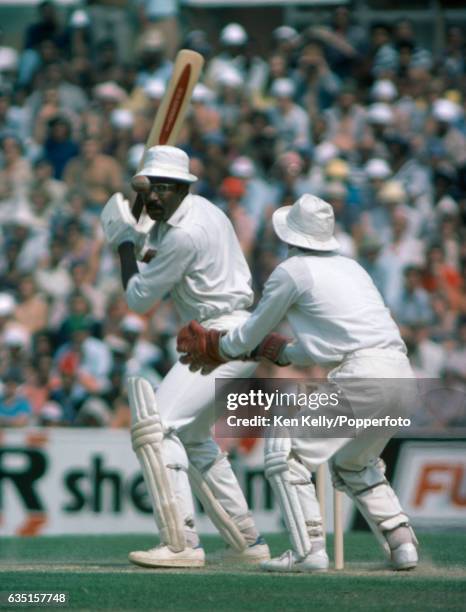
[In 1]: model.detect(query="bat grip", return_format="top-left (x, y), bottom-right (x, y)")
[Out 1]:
top-left (132, 194), bottom-right (144, 221)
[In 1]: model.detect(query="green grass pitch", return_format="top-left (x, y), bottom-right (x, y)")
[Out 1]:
top-left (1, 532), bottom-right (465, 611)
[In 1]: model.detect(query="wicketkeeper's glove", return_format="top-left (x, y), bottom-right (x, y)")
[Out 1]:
top-left (176, 320), bottom-right (291, 375)
top-left (250, 333), bottom-right (291, 366)
top-left (177, 320), bottom-right (226, 374)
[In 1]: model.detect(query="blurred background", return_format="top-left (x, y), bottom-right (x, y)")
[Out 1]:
top-left (0, 0), bottom-right (465, 536)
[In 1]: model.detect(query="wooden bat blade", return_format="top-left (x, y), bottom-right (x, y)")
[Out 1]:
top-left (137, 49), bottom-right (205, 171)
top-left (132, 49), bottom-right (204, 220)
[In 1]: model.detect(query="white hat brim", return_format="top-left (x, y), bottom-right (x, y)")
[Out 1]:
top-left (135, 167), bottom-right (198, 183)
top-left (272, 206), bottom-right (340, 251)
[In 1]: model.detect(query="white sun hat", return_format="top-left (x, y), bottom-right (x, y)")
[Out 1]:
top-left (217, 66), bottom-right (243, 88)
top-left (365, 158), bottom-right (391, 179)
top-left (144, 79), bottom-right (165, 100)
top-left (432, 99), bottom-right (461, 123)
top-left (0, 293), bottom-right (16, 317)
top-left (230, 156), bottom-right (255, 178)
top-left (272, 194), bottom-right (340, 251)
top-left (271, 78), bottom-right (295, 98)
top-left (135, 145), bottom-right (198, 183)
top-left (127, 143), bottom-right (145, 172)
top-left (367, 102), bottom-right (394, 124)
top-left (370, 79), bottom-right (398, 102)
top-left (220, 23), bottom-right (248, 46)
top-left (192, 83), bottom-right (215, 103)
top-left (120, 314), bottom-right (146, 334)
top-left (110, 109), bottom-right (134, 129)
top-left (69, 9), bottom-right (90, 28)
top-left (273, 25), bottom-right (299, 42)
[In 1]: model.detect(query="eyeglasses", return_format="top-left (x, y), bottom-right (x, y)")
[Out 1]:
top-left (148, 182), bottom-right (179, 195)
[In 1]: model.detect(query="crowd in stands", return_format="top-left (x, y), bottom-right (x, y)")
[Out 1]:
top-left (0, 3), bottom-right (465, 429)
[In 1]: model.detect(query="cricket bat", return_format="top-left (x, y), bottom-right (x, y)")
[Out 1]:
top-left (132, 49), bottom-right (205, 220)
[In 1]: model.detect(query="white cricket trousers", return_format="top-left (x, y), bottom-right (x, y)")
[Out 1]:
top-left (155, 312), bottom-right (257, 545)
top-left (287, 349), bottom-right (417, 537)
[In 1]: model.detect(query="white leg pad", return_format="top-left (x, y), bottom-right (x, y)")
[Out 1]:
top-left (289, 458), bottom-right (324, 543)
top-left (264, 437), bottom-right (312, 559)
top-left (128, 376), bottom-right (186, 552)
top-left (330, 458), bottom-right (409, 558)
top-left (188, 457), bottom-right (248, 552)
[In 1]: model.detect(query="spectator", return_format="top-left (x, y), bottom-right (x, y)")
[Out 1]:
top-left (14, 273), bottom-right (49, 335)
top-left (268, 78), bottom-right (311, 152)
top-left (0, 368), bottom-right (32, 427)
top-left (42, 115), bottom-right (79, 179)
top-left (64, 136), bottom-right (123, 213)
top-left (392, 265), bottom-right (434, 327)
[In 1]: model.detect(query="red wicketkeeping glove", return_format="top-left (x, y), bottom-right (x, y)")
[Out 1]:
top-left (251, 333), bottom-right (291, 366)
top-left (177, 320), bottom-right (226, 373)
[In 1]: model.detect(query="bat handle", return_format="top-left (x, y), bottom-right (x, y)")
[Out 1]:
top-left (132, 194), bottom-right (144, 221)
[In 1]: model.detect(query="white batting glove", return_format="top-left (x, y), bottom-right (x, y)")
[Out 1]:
top-left (100, 193), bottom-right (146, 250)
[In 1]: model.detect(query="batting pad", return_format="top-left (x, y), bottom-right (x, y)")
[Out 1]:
top-left (128, 376), bottom-right (186, 552)
top-left (264, 437), bottom-right (312, 559)
top-left (329, 459), bottom-right (407, 557)
top-left (188, 459), bottom-right (248, 552)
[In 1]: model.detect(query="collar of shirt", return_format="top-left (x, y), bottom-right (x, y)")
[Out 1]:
top-left (166, 193), bottom-right (192, 228)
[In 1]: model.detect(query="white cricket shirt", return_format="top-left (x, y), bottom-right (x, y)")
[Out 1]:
top-left (221, 249), bottom-right (406, 365)
top-left (126, 194), bottom-right (253, 322)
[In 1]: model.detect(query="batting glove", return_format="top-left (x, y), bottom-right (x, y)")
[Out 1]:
top-left (101, 193), bottom-right (147, 251)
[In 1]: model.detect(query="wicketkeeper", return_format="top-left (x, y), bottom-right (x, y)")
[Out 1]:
top-left (100, 145), bottom-right (270, 568)
top-left (177, 194), bottom-right (419, 572)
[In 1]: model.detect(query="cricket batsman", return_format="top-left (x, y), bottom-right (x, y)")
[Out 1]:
top-left (100, 145), bottom-right (270, 568)
top-left (177, 194), bottom-right (419, 572)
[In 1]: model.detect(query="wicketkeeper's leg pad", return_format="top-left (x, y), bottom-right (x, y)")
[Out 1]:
top-left (128, 376), bottom-right (187, 552)
top-left (330, 457), bottom-right (411, 557)
top-left (264, 437), bottom-right (312, 558)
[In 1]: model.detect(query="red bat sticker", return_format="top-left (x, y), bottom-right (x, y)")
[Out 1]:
top-left (159, 64), bottom-right (192, 144)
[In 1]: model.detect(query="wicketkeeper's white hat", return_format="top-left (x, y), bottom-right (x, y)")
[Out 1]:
top-left (135, 145), bottom-right (198, 183)
top-left (272, 194), bottom-right (340, 251)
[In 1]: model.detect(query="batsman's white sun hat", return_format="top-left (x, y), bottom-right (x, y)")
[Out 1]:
top-left (272, 194), bottom-right (340, 251)
top-left (136, 146), bottom-right (198, 183)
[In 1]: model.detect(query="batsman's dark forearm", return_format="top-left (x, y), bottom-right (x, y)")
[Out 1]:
top-left (118, 241), bottom-right (139, 289)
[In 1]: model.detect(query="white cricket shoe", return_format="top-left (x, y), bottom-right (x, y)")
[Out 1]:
top-left (391, 543), bottom-right (418, 571)
top-left (215, 536), bottom-right (271, 564)
top-left (261, 548), bottom-right (329, 573)
top-left (129, 544), bottom-right (205, 568)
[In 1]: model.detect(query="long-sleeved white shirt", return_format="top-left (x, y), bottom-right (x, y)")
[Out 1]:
top-left (221, 249), bottom-right (406, 365)
top-left (126, 194), bottom-right (253, 322)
